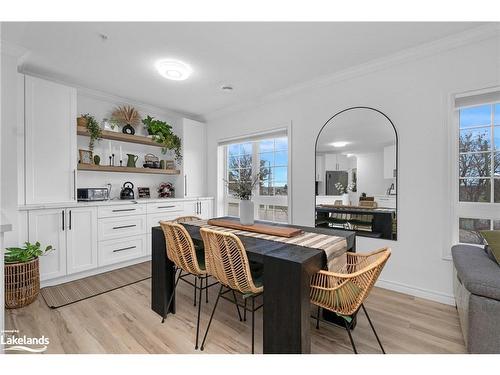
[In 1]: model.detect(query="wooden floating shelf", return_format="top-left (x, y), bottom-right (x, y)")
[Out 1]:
top-left (77, 164), bottom-right (180, 175)
top-left (77, 126), bottom-right (162, 148)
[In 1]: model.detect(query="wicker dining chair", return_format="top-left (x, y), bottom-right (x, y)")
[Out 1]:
top-left (173, 216), bottom-right (202, 224)
top-left (199, 227), bottom-right (264, 354)
top-left (310, 247), bottom-right (391, 353)
top-left (159, 220), bottom-right (216, 350)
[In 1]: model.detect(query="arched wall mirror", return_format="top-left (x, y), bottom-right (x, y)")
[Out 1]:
top-left (315, 107), bottom-right (398, 240)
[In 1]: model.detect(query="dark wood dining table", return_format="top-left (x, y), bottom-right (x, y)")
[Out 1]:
top-left (151, 217), bottom-right (355, 354)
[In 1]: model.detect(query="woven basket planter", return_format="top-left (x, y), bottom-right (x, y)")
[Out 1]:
top-left (4, 257), bottom-right (40, 309)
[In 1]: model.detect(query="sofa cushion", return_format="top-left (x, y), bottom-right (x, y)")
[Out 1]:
top-left (480, 230), bottom-right (500, 266)
top-left (452, 244), bottom-right (500, 301)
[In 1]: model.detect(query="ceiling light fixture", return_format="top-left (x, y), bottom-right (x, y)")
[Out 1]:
top-left (330, 141), bottom-right (349, 148)
top-left (155, 59), bottom-right (192, 81)
top-left (221, 85), bottom-right (234, 92)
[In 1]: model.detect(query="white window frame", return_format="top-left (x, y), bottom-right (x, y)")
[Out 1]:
top-left (447, 87), bottom-right (500, 259)
top-left (216, 124), bottom-right (292, 224)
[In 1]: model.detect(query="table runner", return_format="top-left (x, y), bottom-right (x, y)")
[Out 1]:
top-left (185, 219), bottom-right (347, 271)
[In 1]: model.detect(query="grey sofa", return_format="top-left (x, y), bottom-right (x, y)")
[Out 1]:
top-left (452, 244), bottom-right (500, 353)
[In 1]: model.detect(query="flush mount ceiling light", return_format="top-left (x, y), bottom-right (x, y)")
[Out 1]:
top-left (221, 85), bottom-right (234, 92)
top-left (330, 141), bottom-right (349, 148)
top-left (155, 59), bottom-right (192, 81)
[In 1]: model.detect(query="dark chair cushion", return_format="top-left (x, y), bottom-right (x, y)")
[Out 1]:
top-left (452, 244), bottom-right (500, 301)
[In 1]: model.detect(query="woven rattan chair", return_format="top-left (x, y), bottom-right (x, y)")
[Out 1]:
top-left (159, 220), bottom-right (216, 349)
top-left (173, 216), bottom-right (202, 223)
top-left (310, 247), bottom-right (391, 353)
top-left (199, 227), bottom-right (264, 354)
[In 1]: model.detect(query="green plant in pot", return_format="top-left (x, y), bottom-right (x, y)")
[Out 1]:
top-left (142, 115), bottom-right (182, 162)
top-left (81, 113), bottom-right (102, 151)
top-left (4, 242), bottom-right (54, 308)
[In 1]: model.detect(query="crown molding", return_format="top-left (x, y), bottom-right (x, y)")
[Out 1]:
top-left (19, 68), bottom-right (205, 123)
top-left (205, 23), bottom-right (500, 122)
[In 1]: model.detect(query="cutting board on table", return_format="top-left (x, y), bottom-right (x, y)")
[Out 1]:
top-left (207, 219), bottom-right (303, 238)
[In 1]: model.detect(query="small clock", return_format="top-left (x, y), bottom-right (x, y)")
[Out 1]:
top-left (122, 124), bottom-right (135, 135)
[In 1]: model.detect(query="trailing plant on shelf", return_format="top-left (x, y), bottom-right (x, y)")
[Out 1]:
top-left (81, 113), bottom-right (102, 151)
top-left (5, 242), bottom-right (54, 264)
top-left (142, 115), bottom-right (182, 161)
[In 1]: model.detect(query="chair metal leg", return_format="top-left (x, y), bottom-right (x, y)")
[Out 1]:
top-left (243, 298), bottom-right (247, 321)
top-left (193, 277), bottom-right (197, 306)
top-left (316, 306), bottom-right (320, 329)
top-left (232, 290), bottom-right (243, 321)
top-left (195, 276), bottom-right (203, 349)
top-left (361, 304), bottom-right (385, 354)
top-left (162, 268), bottom-right (181, 323)
top-left (251, 296), bottom-right (255, 354)
top-left (344, 319), bottom-right (358, 354)
top-left (205, 276), bottom-right (209, 303)
top-left (200, 284), bottom-right (224, 351)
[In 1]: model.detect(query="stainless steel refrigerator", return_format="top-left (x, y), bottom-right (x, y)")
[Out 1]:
top-left (325, 170), bottom-right (348, 195)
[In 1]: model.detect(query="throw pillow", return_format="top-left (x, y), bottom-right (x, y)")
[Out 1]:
top-left (480, 230), bottom-right (500, 266)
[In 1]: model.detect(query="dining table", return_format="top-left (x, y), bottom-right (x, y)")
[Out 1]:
top-left (151, 216), bottom-right (355, 354)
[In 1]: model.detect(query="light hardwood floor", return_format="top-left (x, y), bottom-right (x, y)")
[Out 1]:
top-left (5, 277), bottom-right (466, 354)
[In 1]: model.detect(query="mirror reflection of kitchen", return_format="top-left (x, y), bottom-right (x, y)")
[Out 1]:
top-left (315, 107), bottom-right (397, 240)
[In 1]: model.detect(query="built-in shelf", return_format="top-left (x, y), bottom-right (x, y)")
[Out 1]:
top-left (77, 164), bottom-right (180, 175)
top-left (77, 126), bottom-right (162, 147)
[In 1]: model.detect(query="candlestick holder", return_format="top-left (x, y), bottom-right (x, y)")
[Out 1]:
top-left (112, 154), bottom-right (115, 166)
top-left (120, 160), bottom-right (123, 167)
top-left (108, 156), bottom-right (112, 166)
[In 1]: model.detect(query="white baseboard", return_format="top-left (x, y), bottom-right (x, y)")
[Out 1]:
top-left (376, 278), bottom-right (456, 306)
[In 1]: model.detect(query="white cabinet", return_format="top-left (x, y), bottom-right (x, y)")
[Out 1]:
top-left (182, 118), bottom-right (206, 198)
top-left (28, 209), bottom-right (67, 281)
top-left (315, 155), bottom-right (324, 181)
top-left (24, 75), bottom-right (77, 204)
top-left (66, 207), bottom-right (98, 275)
top-left (29, 208), bottom-right (98, 279)
top-left (384, 144), bottom-right (396, 179)
top-left (184, 199), bottom-right (213, 219)
top-left (374, 195), bottom-right (397, 209)
top-left (98, 235), bottom-right (147, 267)
top-left (98, 215), bottom-right (147, 241)
top-left (324, 153), bottom-right (349, 171)
top-left (198, 199), bottom-right (213, 220)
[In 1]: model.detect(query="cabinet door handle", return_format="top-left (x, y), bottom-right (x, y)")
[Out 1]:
top-left (69, 210), bottom-right (72, 230)
top-left (184, 174), bottom-right (187, 196)
top-left (62, 210), bottom-right (65, 231)
top-left (157, 205), bottom-right (175, 209)
top-left (113, 246), bottom-right (136, 253)
top-left (112, 208), bottom-right (136, 212)
top-left (73, 169), bottom-right (77, 200)
top-left (112, 224), bottom-right (137, 230)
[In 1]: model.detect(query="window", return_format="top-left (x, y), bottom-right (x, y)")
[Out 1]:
top-left (453, 91), bottom-right (500, 245)
top-left (221, 132), bottom-right (289, 223)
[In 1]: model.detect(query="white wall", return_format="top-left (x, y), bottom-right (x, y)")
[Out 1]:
top-left (357, 151), bottom-right (389, 197)
top-left (76, 93), bottom-right (185, 199)
top-left (206, 34), bottom-right (500, 304)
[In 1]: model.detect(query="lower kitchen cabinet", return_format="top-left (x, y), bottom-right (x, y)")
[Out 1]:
top-left (66, 207), bottom-right (98, 275)
top-left (184, 199), bottom-right (213, 219)
top-left (98, 235), bottom-right (147, 267)
top-left (29, 207), bottom-right (97, 280)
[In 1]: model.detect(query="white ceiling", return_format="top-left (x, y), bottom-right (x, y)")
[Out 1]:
top-left (1, 22), bottom-right (487, 119)
top-left (316, 108), bottom-right (395, 154)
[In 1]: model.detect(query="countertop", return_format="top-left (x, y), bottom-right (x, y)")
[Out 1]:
top-left (18, 196), bottom-right (214, 211)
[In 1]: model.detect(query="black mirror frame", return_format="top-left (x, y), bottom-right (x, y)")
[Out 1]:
top-left (314, 106), bottom-right (398, 241)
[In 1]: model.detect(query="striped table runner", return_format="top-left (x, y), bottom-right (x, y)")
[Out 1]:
top-left (185, 219), bottom-right (347, 271)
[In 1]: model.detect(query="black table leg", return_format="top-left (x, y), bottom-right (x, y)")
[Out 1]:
top-left (151, 228), bottom-right (176, 317)
top-left (263, 251), bottom-right (322, 354)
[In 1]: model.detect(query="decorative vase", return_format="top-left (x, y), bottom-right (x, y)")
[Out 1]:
top-left (126, 153), bottom-right (139, 167)
top-left (4, 258), bottom-right (40, 309)
top-left (239, 200), bottom-right (254, 225)
top-left (93, 155), bottom-right (100, 165)
top-left (342, 193), bottom-right (349, 206)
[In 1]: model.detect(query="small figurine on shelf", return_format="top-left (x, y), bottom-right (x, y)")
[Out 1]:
top-left (157, 182), bottom-right (175, 198)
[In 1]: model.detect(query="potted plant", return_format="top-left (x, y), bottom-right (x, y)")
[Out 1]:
top-left (4, 242), bottom-right (54, 308)
top-left (335, 182), bottom-right (355, 205)
top-left (112, 105), bottom-right (140, 135)
top-left (142, 115), bottom-right (182, 162)
top-left (80, 113), bottom-right (102, 151)
top-left (223, 154), bottom-right (267, 225)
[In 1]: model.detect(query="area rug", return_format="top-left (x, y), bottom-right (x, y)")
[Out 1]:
top-left (40, 261), bottom-right (151, 308)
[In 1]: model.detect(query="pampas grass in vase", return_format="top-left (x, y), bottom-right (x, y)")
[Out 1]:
top-left (112, 105), bottom-right (140, 135)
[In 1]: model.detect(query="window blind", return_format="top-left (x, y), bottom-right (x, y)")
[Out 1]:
top-left (454, 88), bottom-right (500, 109)
top-left (218, 128), bottom-right (288, 146)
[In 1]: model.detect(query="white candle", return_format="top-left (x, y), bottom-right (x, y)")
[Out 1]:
top-left (108, 141), bottom-right (112, 157)
top-left (120, 146), bottom-right (123, 161)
